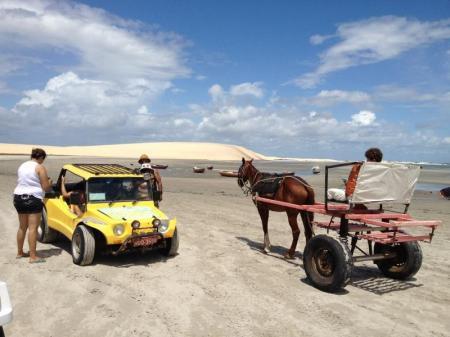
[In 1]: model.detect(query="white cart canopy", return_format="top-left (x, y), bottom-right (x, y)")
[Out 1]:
top-left (349, 162), bottom-right (420, 204)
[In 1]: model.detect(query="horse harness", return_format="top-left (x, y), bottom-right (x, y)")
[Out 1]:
top-left (239, 171), bottom-right (311, 199)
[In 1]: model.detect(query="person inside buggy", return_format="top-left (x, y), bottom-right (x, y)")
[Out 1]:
top-left (60, 175), bottom-right (85, 217)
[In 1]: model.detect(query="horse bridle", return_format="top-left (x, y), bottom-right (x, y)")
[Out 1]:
top-left (238, 163), bottom-right (257, 196)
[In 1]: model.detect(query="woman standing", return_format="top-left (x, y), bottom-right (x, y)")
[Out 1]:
top-left (13, 148), bottom-right (52, 263)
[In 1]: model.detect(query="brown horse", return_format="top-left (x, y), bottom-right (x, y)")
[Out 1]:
top-left (238, 158), bottom-right (315, 258)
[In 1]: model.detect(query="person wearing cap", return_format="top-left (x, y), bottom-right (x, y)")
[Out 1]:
top-left (138, 154), bottom-right (163, 203)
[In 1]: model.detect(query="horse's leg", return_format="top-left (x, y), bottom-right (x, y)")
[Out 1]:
top-left (285, 210), bottom-right (300, 259)
top-left (300, 211), bottom-right (314, 242)
top-left (257, 205), bottom-right (271, 253)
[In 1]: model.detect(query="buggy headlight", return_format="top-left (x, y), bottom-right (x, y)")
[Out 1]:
top-left (113, 224), bottom-right (125, 236)
top-left (152, 218), bottom-right (161, 227)
top-left (131, 220), bottom-right (140, 229)
top-left (158, 219), bottom-right (169, 233)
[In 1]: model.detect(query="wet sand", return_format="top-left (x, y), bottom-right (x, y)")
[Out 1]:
top-left (1, 156), bottom-right (449, 337)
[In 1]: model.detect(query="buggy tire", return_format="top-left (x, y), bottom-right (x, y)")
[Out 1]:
top-left (72, 225), bottom-right (96, 266)
top-left (0, 326), bottom-right (5, 337)
top-left (37, 208), bottom-right (58, 243)
top-left (161, 228), bottom-right (179, 257)
top-left (303, 235), bottom-right (353, 292)
top-left (374, 242), bottom-right (422, 280)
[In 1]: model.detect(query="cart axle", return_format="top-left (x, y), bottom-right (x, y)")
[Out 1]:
top-left (352, 252), bottom-right (396, 263)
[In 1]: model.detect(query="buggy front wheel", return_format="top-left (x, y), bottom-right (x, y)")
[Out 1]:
top-left (303, 235), bottom-right (353, 292)
top-left (161, 228), bottom-right (179, 257)
top-left (72, 225), bottom-right (96, 266)
top-left (374, 242), bottom-right (422, 280)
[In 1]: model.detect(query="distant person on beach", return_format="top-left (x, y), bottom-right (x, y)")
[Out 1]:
top-left (13, 148), bottom-right (52, 263)
top-left (137, 154), bottom-right (163, 205)
top-left (60, 175), bottom-right (84, 217)
top-left (328, 147), bottom-right (383, 202)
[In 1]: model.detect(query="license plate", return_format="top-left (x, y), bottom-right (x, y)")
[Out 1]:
top-left (132, 236), bottom-right (159, 247)
top-left (134, 228), bottom-right (154, 235)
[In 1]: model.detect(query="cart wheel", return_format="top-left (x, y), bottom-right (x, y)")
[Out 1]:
top-left (38, 208), bottom-right (58, 243)
top-left (303, 235), bottom-right (353, 292)
top-left (374, 242), bottom-right (422, 280)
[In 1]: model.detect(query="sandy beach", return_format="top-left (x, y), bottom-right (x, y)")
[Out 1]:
top-left (1, 153), bottom-right (449, 337)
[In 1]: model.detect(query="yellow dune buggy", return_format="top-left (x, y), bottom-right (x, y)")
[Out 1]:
top-left (39, 164), bottom-right (179, 265)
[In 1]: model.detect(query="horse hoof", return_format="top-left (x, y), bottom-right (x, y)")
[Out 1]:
top-left (284, 252), bottom-right (295, 259)
top-left (263, 247), bottom-right (270, 254)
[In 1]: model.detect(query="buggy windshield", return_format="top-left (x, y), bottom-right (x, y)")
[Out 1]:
top-left (88, 177), bottom-right (152, 202)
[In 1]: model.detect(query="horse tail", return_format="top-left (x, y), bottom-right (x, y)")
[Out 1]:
top-left (305, 185), bottom-right (315, 222)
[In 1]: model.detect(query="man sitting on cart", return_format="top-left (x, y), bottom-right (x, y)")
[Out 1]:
top-left (328, 147), bottom-right (383, 202)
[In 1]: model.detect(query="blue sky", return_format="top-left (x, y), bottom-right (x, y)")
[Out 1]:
top-left (0, 0), bottom-right (449, 162)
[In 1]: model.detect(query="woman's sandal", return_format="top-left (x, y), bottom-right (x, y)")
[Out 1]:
top-left (29, 258), bottom-right (46, 264)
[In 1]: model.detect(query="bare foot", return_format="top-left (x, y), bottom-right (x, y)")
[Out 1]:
top-left (16, 252), bottom-right (30, 258)
top-left (29, 257), bottom-right (46, 263)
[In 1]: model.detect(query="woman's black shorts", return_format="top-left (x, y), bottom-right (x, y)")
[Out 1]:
top-left (13, 194), bottom-right (43, 214)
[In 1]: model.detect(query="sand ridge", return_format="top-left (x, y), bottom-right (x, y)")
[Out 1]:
top-left (0, 142), bottom-right (272, 161)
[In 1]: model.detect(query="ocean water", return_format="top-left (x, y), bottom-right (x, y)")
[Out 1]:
top-left (416, 183), bottom-right (449, 192)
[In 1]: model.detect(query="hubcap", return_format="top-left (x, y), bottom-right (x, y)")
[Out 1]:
top-left (314, 248), bottom-right (335, 277)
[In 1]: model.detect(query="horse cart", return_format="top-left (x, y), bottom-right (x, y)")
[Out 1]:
top-left (253, 162), bottom-right (441, 292)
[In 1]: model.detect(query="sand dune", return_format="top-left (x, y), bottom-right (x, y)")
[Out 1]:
top-left (0, 142), bottom-right (272, 161)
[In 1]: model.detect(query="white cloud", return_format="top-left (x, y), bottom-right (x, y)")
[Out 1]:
top-left (295, 16), bottom-right (450, 88)
top-left (444, 137), bottom-right (450, 144)
top-left (351, 110), bottom-right (376, 126)
top-left (0, 0), bottom-right (190, 143)
top-left (195, 75), bottom-right (207, 81)
top-left (310, 34), bottom-right (333, 45)
top-left (374, 85), bottom-right (442, 103)
top-left (0, 0), bottom-right (188, 82)
top-left (208, 82), bottom-right (263, 104)
top-left (312, 89), bottom-right (371, 106)
top-left (229, 82), bottom-right (264, 98)
top-left (173, 118), bottom-right (195, 127)
top-left (208, 84), bottom-right (224, 101)
top-left (137, 105), bottom-right (149, 115)
top-left (10, 71), bottom-right (163, 129)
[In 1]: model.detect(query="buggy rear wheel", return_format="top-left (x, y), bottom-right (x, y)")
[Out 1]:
top-left (72, 225), bottom-right (96, 266)
top-left (374, 242), bottom-right (422, 279)
top-left (303, 235), bottom-right (353, 292)
top-left (38, 208), bottom-right (58, 243)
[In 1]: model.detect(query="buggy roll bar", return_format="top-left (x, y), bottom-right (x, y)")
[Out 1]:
top-left (325, 162), bottom-right (361, 212)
